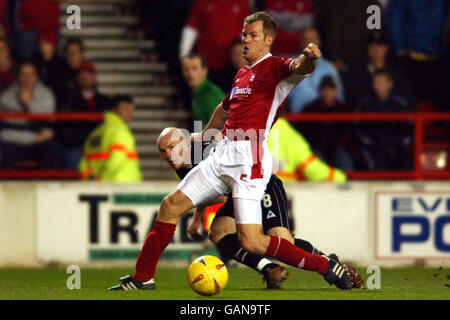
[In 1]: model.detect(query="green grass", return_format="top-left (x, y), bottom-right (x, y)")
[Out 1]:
top-left (0, 266), bottom-right (449, 300)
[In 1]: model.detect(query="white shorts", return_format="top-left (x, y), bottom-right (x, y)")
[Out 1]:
top-left (177, 138), bottom-right (272, 224)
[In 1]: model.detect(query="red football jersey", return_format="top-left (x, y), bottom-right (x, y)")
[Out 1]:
top-left (264, 0), bottom-right (315, 56)
top-left (220, 53), bottom-right (308, 178)
top-left (19, 0), bottom-right (59, 31)
top-left (221, 53), bottom-right (307, 140)
top-left (187, 0), bottom-right (249, 70)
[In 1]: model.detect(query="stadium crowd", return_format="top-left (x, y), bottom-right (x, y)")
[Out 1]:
top-left (0, 0), bottom-right (448, 178)
top-left (0, 0), bottom-right (112, 171)
top-left (144, 0), bottom-right (448, 173)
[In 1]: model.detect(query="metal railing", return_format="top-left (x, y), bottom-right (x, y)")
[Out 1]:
top-left (283, 112), bottom-right (450, 180)
top-left (0, 111), bottom-right (449, 180)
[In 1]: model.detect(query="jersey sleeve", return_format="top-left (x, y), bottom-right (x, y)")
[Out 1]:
top-left (220, 89), bottom-right (232, 113)
top-left (271, 56), bottom-right (295, 82)
top-left (186, 0), bottom-right (203, 30)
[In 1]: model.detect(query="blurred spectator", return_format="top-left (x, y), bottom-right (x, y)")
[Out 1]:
top-left (0, 37), bottom-right (14, 92)
top-left (385, 0), bottom-right (447, 109)
top-left (378, 0), bottom-right (390, 10)
top-left (79, 95), bottom-right (142, 182)
top-left (57, 61), bottom-right (110, 169)
top-left (55, 37), bottom-right (84, 104)
top-left (0, 0), bottom-right (7, 36)
top-left (181, 54), bottom-right (225, 128)
top-left (315, 0), bottom-right (381, 68)
top-left (301, 76), bottom-right (355, 171)
top-left (0, 61), bottom-right (59, 169)
top-left (267, 117), bottom-right (347, 182)
top-left (16, 0), bottom-right (59, 60)
top-left (263, 0), bottom-right (314, 57)
top-left (179, 0), bottom-right (249, 72)
top-left (344, 31), bottom-right (415, 106)
top-left (137, 0), bottom-right (193, 79)
top-left (285, 28), bottom-right (344, 113)
top-left (355, 70), bottom-right (413, 170)
top-left (210, 38), bottom-right (247, 93)
top-left (33, 31), bottom-right (65, 94)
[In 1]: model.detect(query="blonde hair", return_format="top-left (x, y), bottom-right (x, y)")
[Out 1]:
top-left (244, 11), bottom-right (277, 38)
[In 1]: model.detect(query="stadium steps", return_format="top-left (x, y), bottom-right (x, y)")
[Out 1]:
top-left (97, 73), bottom-right (155, 85)
top-left (84, 40), bottom-right (156, 51)
top-left (84, 49), bottom-right (141, 60)
top-left (59, 15), bottom-right (138, 26)
top-left (60, 2), bottom-right (122, 15)
top-left (97, 85), bottom-right (176, 96)
top-left (95, 61), bottom-right (165, 72)
top-left (60, 26), bottom-right (128, 38)
top-left (133, 96), bottom-right (170, 108)
top-left (59, 0), bottom-right (187, 180)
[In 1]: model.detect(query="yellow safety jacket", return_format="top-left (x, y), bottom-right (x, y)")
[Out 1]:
top-left (79, 112), bottom-right (142, 182)
top-left (267, 117), bottom-right (346, 182)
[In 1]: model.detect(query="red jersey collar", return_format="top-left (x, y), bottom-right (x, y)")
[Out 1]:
top-left (246, 53), bottom-right (272, 69)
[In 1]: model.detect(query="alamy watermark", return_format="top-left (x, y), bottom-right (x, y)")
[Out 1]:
top-left (66, 5), bottom-right (81, 30)
top-left (66, 265), bottom-right (81, 289)
top-left (366, 265), bottom-right (381, 289)
top-left (166, 121), bottom-right (281, 173)
top-left (366, 5), bottom-right (381, 30)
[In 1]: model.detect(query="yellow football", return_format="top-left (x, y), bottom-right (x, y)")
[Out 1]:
top-left (187, 255), bottom-right (228, 296)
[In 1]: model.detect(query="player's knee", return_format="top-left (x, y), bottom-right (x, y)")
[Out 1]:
top-left (267, 227), bottom-right (294, 244)
top-left (238, 234), bottom-right (265, 255)
top-left (208, 230), bottom-right (219, 244)
top-left (240, 239), bottom-right (262, 255)
top-left (159, 195), bottom-right (180, 220)
top-left (208, 226), bottom-right (226, 244)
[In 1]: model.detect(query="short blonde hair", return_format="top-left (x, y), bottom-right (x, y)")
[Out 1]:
top-left (244, 11), bottom-right (277, 38)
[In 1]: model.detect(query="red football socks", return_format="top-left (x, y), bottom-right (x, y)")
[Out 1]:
top-left (265, 236), bottom-right (329, 275)
top-left (134, 220), bottom-right (176, 282)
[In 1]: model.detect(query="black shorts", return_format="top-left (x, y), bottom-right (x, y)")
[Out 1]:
top-left (215, 175), bottom-right (291, 233)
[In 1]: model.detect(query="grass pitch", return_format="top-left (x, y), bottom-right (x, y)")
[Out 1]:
top-left (1, 266), bottom-right (449, 300)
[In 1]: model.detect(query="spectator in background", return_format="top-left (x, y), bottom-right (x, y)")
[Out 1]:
top-left (344, 31), bottom-right (415, 106)
top-left (267, 117), bottom-right (347, 182)
top-left (33, 31), bottom-right (65, 94)
top-left (179, 0), bottom-right (249, 73)
top-left (285, 28), bottom-right (344, 113)
top-left (57, 61), bottom-right (110, 169)
top-left (0, 37), bottom-right (14, 92)
top-left (137, 0), bottom-right (193, 80)
top-left (355, 70), bottom-right (413, 170)
top-left (55, 37), bottom-right (84, 104)
top-left (0, 61), bottom-right (59, 169)
top-left (301, 76), bottom-right (355, 171)
top-left (315, 0), bottom-right (381, 71)
top-left (0, 0), bottom-right (8, 36)
top-left (16, 0), bottom-right (59, 60)
top-left (79, 95), bottom-right (141, 182)
top-left (263, 0), bottom-right (315, 57)
top-left (181, 54), bottom-right (225, 128)
top-left (210, 38), bottom-right (247, 93)
top-left (385, 0), bottom-right (447, 109)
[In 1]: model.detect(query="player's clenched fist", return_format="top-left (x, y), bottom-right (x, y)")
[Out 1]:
top-left (303, 43), bottom-right (321, 61)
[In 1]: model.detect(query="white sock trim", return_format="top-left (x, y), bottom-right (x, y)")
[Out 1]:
top-left (256, 258), bottom-right (272, 272)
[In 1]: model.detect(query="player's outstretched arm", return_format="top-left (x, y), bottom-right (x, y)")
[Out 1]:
top-left (202, 102), bottom-right (228, 135)
top-left (291, 43), bottom-right (321, 75)
top-left (204, 103), bottom-right (228, 132)
top-left (191, 103), bottom-right (227, 142)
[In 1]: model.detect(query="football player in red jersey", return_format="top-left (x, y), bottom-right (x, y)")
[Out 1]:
top-left (109, 12), bottom-right (354, 291)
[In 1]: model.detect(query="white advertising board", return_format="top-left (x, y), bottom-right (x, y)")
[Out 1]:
top-left (35, 183), bottom-right (212, 264)
top-left (373, 190), bottom-right (450, 261)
